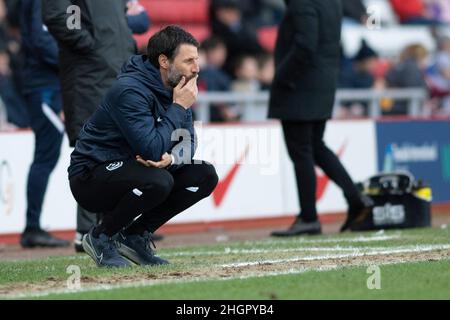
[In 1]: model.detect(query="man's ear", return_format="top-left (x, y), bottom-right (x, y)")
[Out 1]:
top-left (158, 54), bottom-right (169, 70)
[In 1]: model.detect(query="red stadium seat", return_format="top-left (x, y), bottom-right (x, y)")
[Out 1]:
top-left (257, 26), bottom-right (278, 52)
top-left (133, 24), bottom-right (211, 51)
top-left (141, 0), bottom-right (209, 24)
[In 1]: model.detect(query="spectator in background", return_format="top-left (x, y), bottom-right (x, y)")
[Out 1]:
top-left (198, 36), bottom-right (238, 122)
top-left (342, 0), bottom-right (368, 25)
top-left (230, 55), bottom-right (260, 120)
top-left (240, 0), bottom-right (285, 28)
top-left (340, 40), bottom-right (379, 89)
top-left (385, 44), bottom-right (429, 114)
top-left (126, 0), bottom-right (151, 34)
top-left (42, 0), bottom-right (151, 253)
top-left (210, 0), bottom-right (265, 76)
top-left (427, 37), bottom-right (450, 115)
top-left (18, 0), bottom-right (69, 248)
top-left (390, 0), bottom-right (440, 25)
top-left (426, 0), bottom-right (450, 24)
top-left (0, 0), bottom-right (28, 128)
top-left (339, 40), bottom-right (381, 117)
top-left (199, 37), bottom-right (231, 93)
top-left (0, 46), bottom-right (28, 127)
top-left (257, 52), bottom-right (275, 90)
top-left (231, 55), bottom-right (260, 93)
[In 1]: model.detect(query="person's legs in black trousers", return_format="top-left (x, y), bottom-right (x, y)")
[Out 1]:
top-left (124, 162), bottom-right (219, 235)
top-left (21, 90), bottom-right (69, 248)
top-left (284, 121), bottom-right (318, 221)
top-left (312, 121), bottom-right (360, 205)
top-left (271, 121), bottom-right (322, 237)
top-left (116, 162), bottom-right (218, 266)
top-left (71, 161), bottom-right (176, 237)
top-left (69, 160), bottom-right (218, 266)
top-left (272, 120), bottom-right (372, 237)
top-left (311, 121), bottom-right (374, 230)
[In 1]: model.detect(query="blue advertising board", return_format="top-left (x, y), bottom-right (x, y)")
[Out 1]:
top-left (376, 120), bottom-right (450, 203)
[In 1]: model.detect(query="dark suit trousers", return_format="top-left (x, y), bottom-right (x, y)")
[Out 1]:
top-left (282, 121), bottom-right (360, 222)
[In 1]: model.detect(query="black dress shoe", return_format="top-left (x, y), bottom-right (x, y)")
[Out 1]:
top-left (20, 229), bottom-right (70, 248)
top-left (340, 194), bottom-right (374, 232)
top-left (271, 219), bottom-right (322, 237)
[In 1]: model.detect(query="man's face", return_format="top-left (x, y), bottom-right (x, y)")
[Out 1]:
top-left (167, 44), bottom-right (200, 88)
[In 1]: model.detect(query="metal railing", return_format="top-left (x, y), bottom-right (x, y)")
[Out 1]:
top-left (195, 88), bottom-right (428, 123)
top-left (335, 88), bottom-right (428, 118)
top-left (0, 88), bottom-right (430, 129)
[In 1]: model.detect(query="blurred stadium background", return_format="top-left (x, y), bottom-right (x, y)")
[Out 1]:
top-left (0, 0), bottom-right (449, 299)
top-left (0, 0), bottom-right (450, 299)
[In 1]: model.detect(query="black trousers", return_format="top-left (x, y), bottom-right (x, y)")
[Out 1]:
top-left (282, 121), bottom-right (360, 222)
top-left (25, 90), bottom-right (63, 230)
top-left (69, 160), bottom-right (218, 236)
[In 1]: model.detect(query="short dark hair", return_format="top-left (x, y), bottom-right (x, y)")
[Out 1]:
top-left (147, 25), bottom-right (199, 68)
top-left (200, 36), bottom-right (225, 53)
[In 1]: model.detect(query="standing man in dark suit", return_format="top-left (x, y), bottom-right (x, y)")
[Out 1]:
top-left (269, 0), bottom-right (373, 236)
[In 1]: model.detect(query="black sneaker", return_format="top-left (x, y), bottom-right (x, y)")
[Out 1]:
top-left (341, 194), bottom-right (374, 232)
top-left (116, 231), bottom-right (169, 266)
top-left (82, 229), bottom-right (132, 268)
top-left (20, 229), bottom-right (70, 248)
top-left (271, 218), bottom-right (322, 237)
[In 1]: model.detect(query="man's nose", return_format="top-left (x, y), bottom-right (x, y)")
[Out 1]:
top-left (192, 62), bottom-right (200, 74)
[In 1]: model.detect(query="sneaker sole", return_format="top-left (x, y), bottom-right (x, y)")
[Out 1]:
top-left (117, 243), bottom-right (145, 265)
top-left (117, 243), bottom-right (169, 266)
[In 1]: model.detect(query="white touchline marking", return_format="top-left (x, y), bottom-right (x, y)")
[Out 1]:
top-left (219, 244), bottom-right (450, 268)
top-left (4, 253), bottom-right (449, 300)
top-left (163, 245), bottom-right (407, 257)
top-left (243, 234), bottom-right (403, 246)
top-left (162, 234), bottom-right (404, 257)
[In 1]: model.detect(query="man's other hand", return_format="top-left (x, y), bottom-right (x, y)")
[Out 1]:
top-left (136, 153), bottom-right (172, 169)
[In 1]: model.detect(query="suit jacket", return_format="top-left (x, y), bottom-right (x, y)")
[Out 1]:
top-left (269, 0), bottom-right (342, 121)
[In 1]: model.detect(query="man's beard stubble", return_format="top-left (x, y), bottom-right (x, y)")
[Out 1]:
top-left (167, 64), bottom-right (183, 88)
top-left (167, 64), bottom-right (197, 88)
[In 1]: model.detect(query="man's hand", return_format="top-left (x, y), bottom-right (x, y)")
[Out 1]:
top-left (173, 75), bottom-right (198, 109)
top-left (136, 153), bottom-right (172, 169)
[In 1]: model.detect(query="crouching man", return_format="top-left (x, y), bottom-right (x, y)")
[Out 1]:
top-left (68, 26), bottom-right (218, 267)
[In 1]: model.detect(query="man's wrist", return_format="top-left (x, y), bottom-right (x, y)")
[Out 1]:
top-left (173, 102), bottom-right (188, 110)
